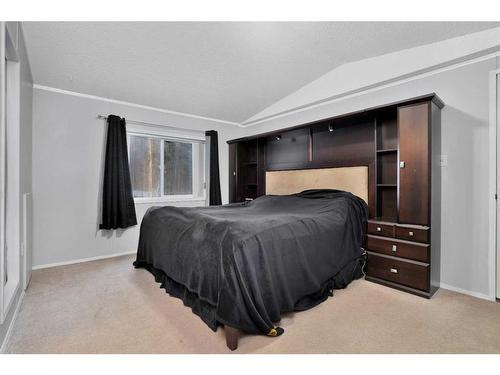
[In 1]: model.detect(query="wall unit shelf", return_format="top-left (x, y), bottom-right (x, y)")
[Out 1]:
top-left (376, 148), bottom-right (397, 154)
top-left (228, 138), bottom-right (266, 202)
top-left (374, 109), bottom-right (398, 221)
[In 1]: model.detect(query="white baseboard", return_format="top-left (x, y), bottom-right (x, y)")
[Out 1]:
top-left (0, 290), bottom-right (25, 354)
top-left (32, 250), bottom-right (136, 271)
top-left (439, 283), bottom-right (493, 302)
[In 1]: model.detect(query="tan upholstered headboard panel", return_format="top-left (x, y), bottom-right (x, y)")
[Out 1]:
top-left (265, 166), bottom-right (368, 203)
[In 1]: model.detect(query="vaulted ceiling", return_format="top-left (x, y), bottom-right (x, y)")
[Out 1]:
top-left (22, 22), bottom-right (500, 123)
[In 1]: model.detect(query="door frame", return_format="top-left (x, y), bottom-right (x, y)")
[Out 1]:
top-left (490, 68), bottom-right (500, 300)
top-left (0, 22), bottom-right (5, 324)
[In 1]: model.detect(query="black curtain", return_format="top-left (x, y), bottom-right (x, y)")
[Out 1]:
top-left (100, 115), bottom-right (137, 229)
top-left (206, 130), bottom-right (222, 205)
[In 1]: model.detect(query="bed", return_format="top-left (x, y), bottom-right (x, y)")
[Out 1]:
top-left (134, 166), bottom-right (369, 350)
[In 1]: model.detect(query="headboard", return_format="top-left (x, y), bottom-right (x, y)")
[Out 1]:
top-left (265, 166), bottom-right (368, 203)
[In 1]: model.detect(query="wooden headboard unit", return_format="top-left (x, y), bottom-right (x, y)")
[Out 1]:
top-left (228, 93), bottom-right (445, 301)
top-left (265, 166), bottom-right (368, 203)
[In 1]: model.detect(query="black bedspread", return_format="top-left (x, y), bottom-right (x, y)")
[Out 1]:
top-left (134, 189), bottom-right (368, 335)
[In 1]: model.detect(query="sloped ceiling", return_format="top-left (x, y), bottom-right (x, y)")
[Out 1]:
top-left (23, 22), bottom-right (500, 123)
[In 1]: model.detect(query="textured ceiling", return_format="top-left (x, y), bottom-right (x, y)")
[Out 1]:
top-left (23, 22), bottom-right (500, 123)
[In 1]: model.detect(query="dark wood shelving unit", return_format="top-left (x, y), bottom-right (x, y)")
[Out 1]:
top-left (228, 93), bottom-right (443, 299)
top-left (374, 110), bottom-right (398, 222)
top-left (228, 138), bottom-right (266, 202)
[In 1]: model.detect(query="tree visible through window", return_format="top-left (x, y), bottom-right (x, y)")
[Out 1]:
top-left (129, 135), bottom-right (161, 197)
top-left (128, 134), bottom-right (201, 199)
top-left (164, 141), bottom-right (192, 195)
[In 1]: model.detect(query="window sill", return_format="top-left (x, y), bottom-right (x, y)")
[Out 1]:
top-left (133, 197), bottom-right (207, 205)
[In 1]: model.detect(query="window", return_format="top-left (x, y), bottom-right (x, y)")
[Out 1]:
top-left (128, 133), bottom-right (205, 201)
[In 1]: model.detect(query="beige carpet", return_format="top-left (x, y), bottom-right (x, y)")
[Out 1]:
top-left (6, 254), bottom-right (500, 353)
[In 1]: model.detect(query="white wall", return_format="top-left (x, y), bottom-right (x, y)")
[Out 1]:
top-left (32, 88), bottom-right (245, 268)
top-left (241, 57), bottom-right (500, 299)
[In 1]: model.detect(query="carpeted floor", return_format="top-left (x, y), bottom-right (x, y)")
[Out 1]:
top-left (6, 254), bottom-right (500, 353)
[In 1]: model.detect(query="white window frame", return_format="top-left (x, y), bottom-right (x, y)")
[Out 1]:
top-left (127, 129), bottom-right (206, 204)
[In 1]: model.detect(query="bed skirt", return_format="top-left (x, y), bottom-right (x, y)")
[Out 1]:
top-left (133, 253), bottom-right (366, 334)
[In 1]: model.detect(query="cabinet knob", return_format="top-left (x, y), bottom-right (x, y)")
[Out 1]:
top-left (390, 268), bottom-right (398, 274)
top-left (376, 227), bottom-right (382, 232)
top-left (408, 231), bottom-right (414, 237)
top-left (233, 171), bottom-right (236, 176)
top-left (392, 244), bottom-right (397, 252)
top-left (400, 161), bottom-right (406, 168)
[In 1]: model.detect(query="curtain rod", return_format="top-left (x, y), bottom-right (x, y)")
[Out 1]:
top-left (97, 115), bottom-right (207, 136)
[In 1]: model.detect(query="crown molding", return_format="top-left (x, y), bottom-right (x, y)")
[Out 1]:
top-left (33, 84), bottom-right (244, 128)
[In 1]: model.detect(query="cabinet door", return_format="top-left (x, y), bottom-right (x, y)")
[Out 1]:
top-left (228, 143), bottom-right (237, 203)
top-left (398, 103), bottom-right (430, 225)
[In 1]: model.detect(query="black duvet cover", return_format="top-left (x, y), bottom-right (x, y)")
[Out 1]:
top-left (134, 189), bottom-right (368, 335)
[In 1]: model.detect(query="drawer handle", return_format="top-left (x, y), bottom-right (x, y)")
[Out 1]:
top-left (390, 268), bottom-right (398, 274)
top-left (376, 227), bottom-right (382, 232)
top-left (392, 244), bottom-right (397, 252)
top-left (408, 231), bottom-right (414, 237)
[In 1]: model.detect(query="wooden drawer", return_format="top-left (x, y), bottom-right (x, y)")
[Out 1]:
top-left (367, 221), bottom-right (394, 237)
top-left (367, 235), bottom-right (430, 262)
top-left (395, 225), bottom-right (429, 243)
top-left (366, 253), bottom-right (429, 291)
